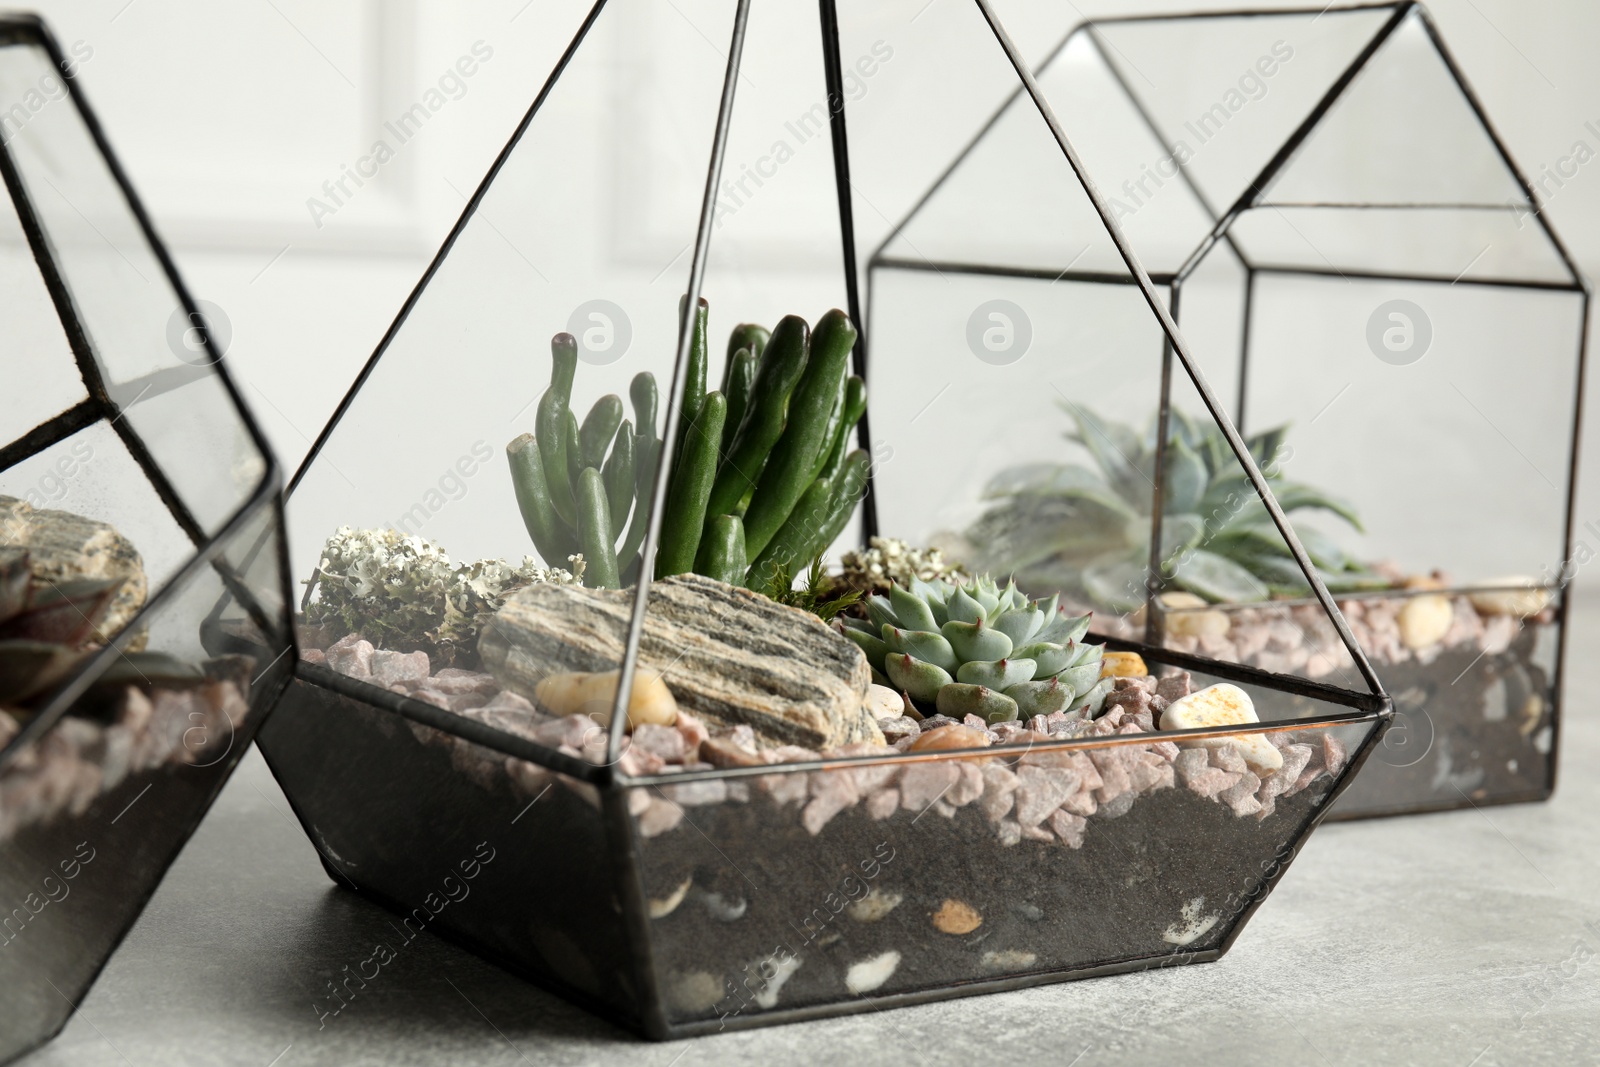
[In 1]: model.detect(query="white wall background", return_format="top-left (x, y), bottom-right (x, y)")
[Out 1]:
top-left (12, 0), bottom-right (1600, 583)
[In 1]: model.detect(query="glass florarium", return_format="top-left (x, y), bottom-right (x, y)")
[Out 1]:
top-left (874, 1), bottom-right (1584, 820)
top-left (260, 0), bottom-right (1390, 1037)
top-left (0, 15), bottom-right (295, 1064)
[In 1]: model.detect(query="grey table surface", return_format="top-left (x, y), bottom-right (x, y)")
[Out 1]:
top-left (19, 607), bottom-right (1600, 1067)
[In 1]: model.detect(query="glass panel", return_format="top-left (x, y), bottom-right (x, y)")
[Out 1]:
top-left (0, 40), bottom-right (266, 539)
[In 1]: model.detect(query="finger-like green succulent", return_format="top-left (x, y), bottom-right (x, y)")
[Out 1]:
top-left (964, 405), bottom-right (1389, 611)
top-left (839, 573), bottom-right (1111, 725)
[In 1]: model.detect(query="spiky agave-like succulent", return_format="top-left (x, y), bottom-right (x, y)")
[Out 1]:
top-left (965, 405), bottom-right (1388, 611)
top-left (838, 574), bottom-right (1111, 724)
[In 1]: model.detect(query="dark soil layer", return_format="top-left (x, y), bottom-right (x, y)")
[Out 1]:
top-left (1333, 624), bottom-right (1554, 818)
top-left (636, 777), bottom-right (1334, 1024)
top-left (258, 678), bottom-right (642, 1028)
top-left (0, 746), bottom-right (249, 1063)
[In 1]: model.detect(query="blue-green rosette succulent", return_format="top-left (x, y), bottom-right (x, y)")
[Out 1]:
top-left (839, 574), bottom-right (1112, 724)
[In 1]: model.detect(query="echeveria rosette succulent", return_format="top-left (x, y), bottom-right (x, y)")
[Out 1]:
top-left (965, 405), bottom-right (1389, 612)
top-left (839, 574), bottom-right (1111, 724)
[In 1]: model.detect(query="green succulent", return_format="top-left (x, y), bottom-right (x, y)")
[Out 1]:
top-left (839, 574), bottom-right (1111, 725)
top-left (508, 299), bottom-right (870, 593)
top-left (965, 405), bottom-right (1388, 612)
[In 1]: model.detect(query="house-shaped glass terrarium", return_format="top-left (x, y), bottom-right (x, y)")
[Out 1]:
top-left (260, 0), bottom-right (1389, 1037)
top-left (0, 16), bottom-right (295, 1064)
top-left (877, 1), bottom-right (1584, 820)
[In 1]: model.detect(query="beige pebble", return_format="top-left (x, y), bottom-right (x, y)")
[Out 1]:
top-left (534, 668), bottom-right (677, 729)
top-left (863, 683), bottom-right (903, 720)
top-left (907, 724), bottom-right (991, 752)
top-left (1468, 577), bottom-right (1551, 618)
top-left (1100, 651), bottom-right (1148, 678)
top-left (1398, 595), bottom-right (1453, 650)
top-left (846, 886), bottom-right (904, 923)
top-left (1160, 683), bottom-right (1282, 773)
top-left (981, 949), bottom-right (1038, 970)
top-left (1162, 595), bottom-right (1230, 640)
top-left (647, 875), bottom-right (692, 919)
top-left (931, 898), bottom-right (983, 935)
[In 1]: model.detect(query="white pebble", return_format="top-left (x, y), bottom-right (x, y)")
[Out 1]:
top-left (844, 950), bottom-right (902, 994)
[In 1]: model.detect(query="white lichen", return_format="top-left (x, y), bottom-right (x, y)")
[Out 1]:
top-left (840, 536), bottom-right (965, 592)
top-left (304, 526), bottom-right (582, 661)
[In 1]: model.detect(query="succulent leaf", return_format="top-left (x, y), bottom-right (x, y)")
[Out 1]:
top-left (993, 606), bottom-right (1044, 646)
top-left (935, 683), bottom-right (1018, 724)
top-left (885, 652), bottom-right (952, 703)
top-left (955, 657), bottom-right (1035, 689)
top-left (882, 626), bottom-right (960, 674)
top-left (887, 584), bottom-right (939, 634)
top-left (941, 619), bottom-right (1012, 663)
top-left (841, 627), bottom-right (888, 674)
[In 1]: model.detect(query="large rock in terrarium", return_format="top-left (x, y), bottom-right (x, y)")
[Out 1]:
top-left (480, 573), bottom-right (879, 750)
top-left (1, 495), bottom-right (147, 648)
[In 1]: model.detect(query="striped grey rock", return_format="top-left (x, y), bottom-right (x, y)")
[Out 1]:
top-left (0, 495), bottom-right (148, 646)
top-left (479, 573), bottom-right (878, 750)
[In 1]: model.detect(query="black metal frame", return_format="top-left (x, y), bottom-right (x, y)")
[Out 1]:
top-left (868, 0), bottom-right (1586, 818)
top-left (0, 16), bottom-right (296, 1062)
top-left (271, 0), bottom-right (1397, 1038)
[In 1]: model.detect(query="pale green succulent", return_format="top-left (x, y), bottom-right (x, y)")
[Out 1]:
top-left (840, 574), bottom-right (1110, 724)
top-left (965, 406), bottom-right (1388, 612)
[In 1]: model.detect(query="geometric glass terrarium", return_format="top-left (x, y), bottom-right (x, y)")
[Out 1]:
top-left (883, 1), bottom-right (1580, 820)
top-left (260, 0), bottom-right (1389, 1037)
top-left (0, 16), bottom-right (294, 1063)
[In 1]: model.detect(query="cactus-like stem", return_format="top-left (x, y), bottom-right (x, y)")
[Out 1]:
top-left (576, 467), bottom-right (620, 589)
top-left (507, 434), bottom-right (577, 563)
top-left (578, 394), bottom-right (624, 471)
top-left (673, 295), bottom-right (709, 461)
top-left (696, 514), bottom-right (747, 585)
top-left (601, 421), bottom-right (635, 535)
top-left (740, 309), bottom-right (856, 558)
top-left (816, 376), bottom-right (866, 482)
top-left (657, 391), bottom-right (727, 578)
top-left (720, 347), bottom-right (758, 457)
top-left (705, 315), bottom-right (809, 522)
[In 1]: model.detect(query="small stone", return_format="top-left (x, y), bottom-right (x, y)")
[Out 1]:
top-left (864, 683), bottom-right (903, 719)
top-left (1323, 733), bottom-right (1348, 777)
top-left (535, 668), bottom-right (678, 730)
top-left (660, 778), bottom-right (728, 807)
top-left (480, 690), bottom-right (536, 714)
top-left (632, 723), bottom-right (687, 762)
top-left (410, 687), bottom-right (450, 711)
top-left (1175, 748), bottom-right (1210, 783)
top-left (980, 764), bottom-right (1020, 822)
top-left (995, 818), bottom-right (1023, 846)
top-left (427, 668), bottom-right (498, 694)
top-left (1276, 743), bottom-right (1314, 786)
top-left (648, 876), bottom-right (693, 918)
top-left (1049, 808), bottom-right (1087, 847)
top-left (701, 891), bottom-right (748, 922)
top-left (947, 761), bottom-right (985, 807)
top-left (1061, 788), bottom-right (1097, 817)
top-left (917, 714), bottom-right (959, 732)
top-left (847, 886), bottom-right (904, 922)
top-left (699, 736), bottom-right (764, 769)
top-left (866, 788), bottom-right (900, 820)
top-left (1015, 764), bottom-right (1079, 828)
top-left (1155, 670), bottom-right (1192, 703)
top-left (877, 715), bottom-right (921, 744)
top-left (1398, 594), bottom-right (1453, 650)
top-left (1161, 592), bottom-right (1229, 638)
top-left (803, 771), bottom-right (860, 834)
top-left (637, 795), bottom-right (685, 837)
top-left (907, 724), bottom-right (991, 752)
top-left (900, 762), bottom-right (960, 811)
top-left (1468, 577), bottom-right (1550, 618)
top-left (299, 648), bottom-right (327, 665)
top-left (326, 637), bottom-right (374, 679)
top-left (931, 898), bottom-right (982, 935)
top-left (1163, 684), bottom-right (1282, 773)
top-left (845, 950), bottom-right (902, 994)
top-left (981, 949), bottom-right (1039, 969)
top-left (674, 709), bottom-right (710, 752)
top-left (1185, 768), bottom-right (1240, 799)
top-left (1099, 651), bottom-right (1148, 678)
top-left (665, 971), bottom-right (724, 1015)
